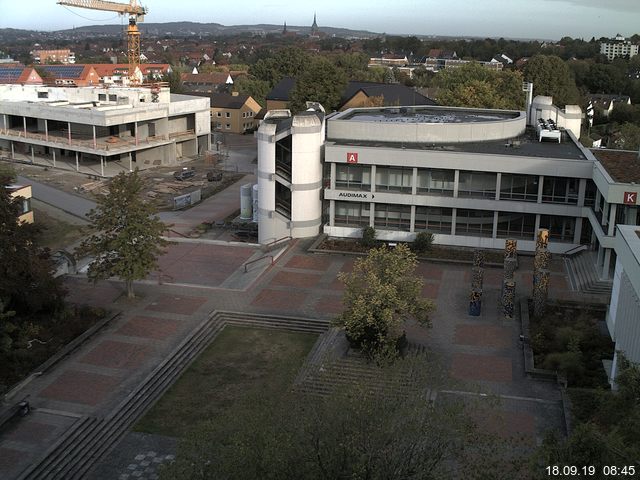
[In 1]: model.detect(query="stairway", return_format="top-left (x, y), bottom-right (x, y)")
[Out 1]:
top-left (564, 251), bottom-right (613, 296)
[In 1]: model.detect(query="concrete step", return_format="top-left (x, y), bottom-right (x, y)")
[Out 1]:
top-left (565, 252), bottom-right (612, 296)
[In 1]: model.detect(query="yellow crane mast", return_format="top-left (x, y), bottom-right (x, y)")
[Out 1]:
top-left (57, 0), bottom-right (148, 84)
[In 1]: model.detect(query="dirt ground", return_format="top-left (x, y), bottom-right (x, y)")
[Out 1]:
top-left (11, 156), bottom-right (245, 211)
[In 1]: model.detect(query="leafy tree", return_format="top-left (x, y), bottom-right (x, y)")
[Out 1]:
top-left (161, 357), bottom-right (530, 480)
top-left (435, 62), bottom-right (524, 110)
top-left (0, 299), bottom-right (16, 354)
top-left (524, 55), bottom-right (581, 106)
top-left (289, 56), bottom-right (348, 113)
top-left (610, 103), bottom-right (640, 125)
top-left (332, 52), bottom-right (370, 79)
top-left (360, 225), bottom-right (377, 248)
top-left (162, 70), bottom-right (184, 94)
top-left (77, 170), bottom-right (169, 299)
top-left (249, 47), bottom-right (310, 88)
top-left (412, 231), bottom-right (434, 254)
top-left (613, 123), bottom-right (640, 150)
top-left (334, 244), bottom-right (435, 362)
top-left (0, 169), bottom-right (65, 314)
top-left (232, 75), bottom-right (270, 108)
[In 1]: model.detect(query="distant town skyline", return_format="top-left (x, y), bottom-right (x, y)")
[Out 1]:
top-left (1, 0), bottom-right (639, 40)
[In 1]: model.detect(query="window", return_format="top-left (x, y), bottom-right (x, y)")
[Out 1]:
top-left (249, 111), bottom-right (254, 117)
top-left (539, 215), bottom-right (575, 242)
top-left (20, 197), bottom-right (31, 215)
top-left (542, 176), bottom-right (578, 204)
top-left (217, 112), bottom-right (221, 117)
top-left (584, 179), bottom-right (597, 207)
top-left (226, 124), bottom-right (231, 129)
top-left (496, 212), bottom-right (536, 239)
top-left (374, 203), bottom-right (411, 231)
top-left (458, 171), bottom-right (497, 198)
top-left (456, 209), bottom-right (494, 237)
top-left (109, 94), bottom-right (117, 102)
top-left (225, 112), bottom-right (230, 118)
top-left (417, 168), bottom-right (454, 196)
top-left (98, 93), bottom-right (106, 101)
top-left (415, 206), bottom-right (452, 234)
top-left (335, 201), bottom-right (370, 227)
top-left (242, 112), bottom-right (247, 118)
top-left (37, 91), bottom-right (49, 99)
top-left (375, 166), bottom-right (412, 193)
top-left (500, 174), bottom-right (538, 202)
top-left (335, 164), bottom-right (371, 191)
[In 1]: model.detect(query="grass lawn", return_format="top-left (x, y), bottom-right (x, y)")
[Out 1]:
top-left (33, 207), bottom-right (86, 251)
top-left (134, 326), bottom-right (317, 438)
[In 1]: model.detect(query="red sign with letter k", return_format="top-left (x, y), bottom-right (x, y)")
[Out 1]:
top-left (624, 191), bottom-right (637, 205)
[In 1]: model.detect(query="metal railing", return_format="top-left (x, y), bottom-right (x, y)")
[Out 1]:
top-left (562, 244), bottom-right (588, 257)
top-left (243, 255), bottom-right (274, 273)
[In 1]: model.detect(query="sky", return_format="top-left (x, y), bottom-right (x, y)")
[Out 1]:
top-left (1, 0), bottom-right (639, 40)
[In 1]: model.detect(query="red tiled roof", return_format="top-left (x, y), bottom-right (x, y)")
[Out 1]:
top-left (592, 149), bottom-right (640, 183)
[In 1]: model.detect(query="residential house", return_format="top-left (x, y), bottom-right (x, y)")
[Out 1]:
top-left (0, 67), bottom-right (43, 85)
top-left (8, 184), bottom-right (33, 223)
top-left (265, 77), bottom-right (296, 110)
top-left (588, 94), bottom-right (632, 117)
top-left (204, 92), bottom-right (261, 133)
top-left (491, 53), bottom-right (513, 66)
top-left (339, 81), bottom-right (436, 110)
top-left (38, 65), bottom-right (100, 87)
top-left (368, 54), bottom-right (409, 67)
top-left (33, 49), bottom-right (75, 65)
top-left (600, 34), bottom-right (639, 61)
top-left (181, 72), bottom-right (233, 94)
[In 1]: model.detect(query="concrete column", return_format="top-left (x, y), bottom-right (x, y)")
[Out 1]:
top-left (371, 165), bottom-right (376, 193)
top-left (495, 172), bottom-right (501, 200)
top-left (23, 117), bottom-right (26, 137)
top-left (10, 141), bottom-right (14, 159)
top-left (330, 162), bottom-right (336, 190)
top-left (411, 168), bottom-right (418, 195)
top-left (492, 211), bottom-right (498, 238)
top-left (129, 153), bottom-right (133, 172)
top-left (68, 122), bottom-right (72, 145)
top-left (573, 217), bottom-right (582, 244)
top-left (451, 208), bottom-right (457, 236)
top-left (100, 156), bottom-right (104, 177)
top-left (534, 214), bottom-right (541, 239)
top-left (75, 151), bottom-right (79, 172)
top-left (597, 244), bottom-right (604, 268)
top-left (329, 200), bottom-right (335, 226)
top-left (369, 202), bottom-right (375, 226)
top-left (93, 125), bottom-right (97, 149)
top-left (595, 190), bottom-right (601, 212)
top-left (608, 204), bottom-right (617, 236)
top-left (602, 249), bottom-right (612, 280)
top-left (2, 114), bottom-right (7, 131)
top-left (578, 179), bottom-right (586, 206)
top-left (410, 205), bottom-right (416, 232)
top-left (52, 149), bottom-right (56, 168)
top-left (453, 170), bottom-right (460, 198)
top-left (537, 175), bottom-right (544, 203)
top-left (134, 122), bottom-right (139, 146)
top-left (44, 119), bottom-right (49, 142)
top-left (30, 146), bottom-right (34, 164)
top-left (602, 201), bottom-right (609, 228)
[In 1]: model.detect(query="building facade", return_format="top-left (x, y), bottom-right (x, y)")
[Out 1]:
top-left (0, 85), bottom-right (211, 176)
top-left (600, 35), bottom-right (639, 61)
top-left (8, 184), bottom-right (33, 223)
top-left (208, 93), bottom-right (261, 134)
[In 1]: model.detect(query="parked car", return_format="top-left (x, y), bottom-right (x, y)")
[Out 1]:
top-left (207, 171), bottom-right (223, 182)
top-left (174, 167), bottom-right (196, 181)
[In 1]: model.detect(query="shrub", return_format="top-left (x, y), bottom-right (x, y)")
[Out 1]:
top-left (412, 231), bottom-right (434, 254)
top-left (360, 226), bottom-right (377, 248)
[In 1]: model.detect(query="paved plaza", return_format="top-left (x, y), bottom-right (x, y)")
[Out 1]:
top-left (0, 177), bottom-right (586, 479)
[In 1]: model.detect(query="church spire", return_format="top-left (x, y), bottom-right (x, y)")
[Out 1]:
top-left (283, 21), bottom-right (287, 34)
top-left (311, 12), bottom-right (319, 36)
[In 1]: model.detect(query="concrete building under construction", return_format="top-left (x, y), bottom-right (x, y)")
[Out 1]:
top-left (0, 84), bottom-right (211, 176)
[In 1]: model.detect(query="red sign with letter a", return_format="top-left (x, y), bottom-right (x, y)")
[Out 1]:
top-left (347, 152), bottom-right (358, 164)
top-left (624, 192), bottom-right (638, 205)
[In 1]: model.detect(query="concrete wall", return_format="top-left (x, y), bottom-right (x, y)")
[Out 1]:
top-left (530, 96), bottom-right (582, 138)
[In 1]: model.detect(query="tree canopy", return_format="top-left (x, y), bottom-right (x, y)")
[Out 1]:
top-left (434, 63), bottom-right (524, 110)
top-left (289, 56), bottom-right (348, 113)
top-left (77, 170), bottom-right (169, 298)
top-left (334, 244), bottom-right (434, 362)
top-left (524, 55), bottom-right (581, 107)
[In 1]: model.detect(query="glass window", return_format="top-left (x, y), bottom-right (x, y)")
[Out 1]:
top-left (415, 206), bottom-right (452, 234)
top-left (375, 167), bottom-right (413, 193)
top-left (539, 215), bottom-right (576, 242)
top-left (496, 212), bottom-right (536, 239)
top-left (542, 176), bottom-right (579, 205)
top-left (335, 164), bottom-right (371, 191)
top-left (374, 203), bottom-right (411, 231)
top-left (225, 124), bottom-right (231, 129)
top-left (584, 180), bottom-right (597, 207)
top-left (335, 201), bottom-right (370, 227)
top-left (225, 112), bottom-right (231, 118)
top-left (417, 168), bottom-right (454, 196)
top-left (458, 171), bottom-right (497, 199)
top-left (456, 209), bottom-right (494, 237)
top-left (500, 174), bottom-right (539, 202)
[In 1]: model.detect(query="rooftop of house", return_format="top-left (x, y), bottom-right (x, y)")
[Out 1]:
top-left (266, 76), bottom-right (296, 101)
top-left (591, 149), bottom-right (640, 183)
top-left (192, 92), bottom-right (253, 109)
top-left (341, 81), bottom-right (436, 108)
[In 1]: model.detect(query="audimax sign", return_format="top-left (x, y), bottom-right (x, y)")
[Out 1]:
top-left (337, 192), bottom-right (371, 199)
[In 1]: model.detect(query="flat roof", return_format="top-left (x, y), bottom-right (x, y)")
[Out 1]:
top-left (339, 106), bottom-right (519, 124)
top-left (591, 149), bottom-right (640, 183)
top-left (330, 128), bottom-right (587, 161)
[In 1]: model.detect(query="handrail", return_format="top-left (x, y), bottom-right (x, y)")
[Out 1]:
top-left (168, 228), bottom-right (189, 238)
top-left (263, 235), bottom-right (292, 248)
top-left (243, 255), bottom-right (274, 273)
top-left (562, 244), bottom-right (588, 257)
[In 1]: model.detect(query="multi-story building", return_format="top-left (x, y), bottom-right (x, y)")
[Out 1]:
top-left (33, 49), bottom-right (76, 64)
top-left (600, 34), bottom-right (639, 61)
top-left (257, 98), bottom-right (640, 283)
top-left (206, 93), bottom-right (261, 134)
top-left (7, 184), bottom-right (33, 223)
top-left (0, 85), bottom-right (211, 176)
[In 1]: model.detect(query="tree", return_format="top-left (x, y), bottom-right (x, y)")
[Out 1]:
top-left (162, 70), bottom-right (184, 94)
top-left (334, 244), bottom-right (434, 362)
top-left (77, 170), bottom-right (169, 298)
top-left (524, 55), bottom-right (581, 106)
top-left (232, 75), bottom-right (270, 108)
top-left (435, 62), bottom-right (524, 110)
top-left (613, 123), bottom-right (640, 150)
top-left (0, 168), bottom-right (65, 314)
top-left (0, 299), bottom-right (16, 354)
top-left (249, 47), bottom-right (310, 88)
top-left (160, 358), bottom-right (529, 480)
top-left (289, 56), bottom-right (348, 113)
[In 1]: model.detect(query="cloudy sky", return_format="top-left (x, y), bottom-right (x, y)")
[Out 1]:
top-left (1, 0), bottom-right (638, 40)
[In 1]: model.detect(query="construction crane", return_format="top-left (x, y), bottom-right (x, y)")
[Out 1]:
top-left (57, 0), bottom-right (147, 84)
